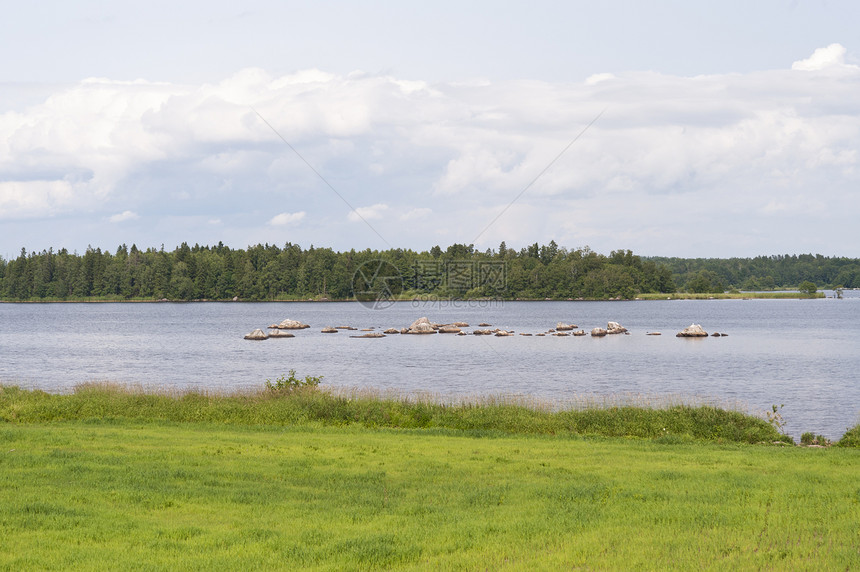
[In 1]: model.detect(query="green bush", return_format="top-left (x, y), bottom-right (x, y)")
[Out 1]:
top-left (265, 370), bottom-right (323, 392)
top-left (836, 424), bottom-right (860, 447)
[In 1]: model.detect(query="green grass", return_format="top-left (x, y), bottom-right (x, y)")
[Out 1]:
top-left (2, 384), bottom-right (859, 569)
top-left (636, 291), bottom-right (825, 300)
top-left (1, 384), bottom-right (791, 445)
top-left (1, 421), bottom-right (858, 570)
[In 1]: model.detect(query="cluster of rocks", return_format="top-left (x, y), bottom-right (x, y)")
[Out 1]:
top-left (590, 321), bottom-right (629, 337)
top-left (246, 316), bottom-right (727, 340)
top-left (245, 317), bottom-right (313, 340)
top-left (268, 319), bottom-right (310, 330)
top-left (396, 317), bottom-right (472, 335)
top-left (675, 324), bottom-right (728, 337)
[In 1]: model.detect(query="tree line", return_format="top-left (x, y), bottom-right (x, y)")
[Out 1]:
top-left (649, 254), bottom-right (860, 293)
top-left (0, 242), bottom-right (855, 302)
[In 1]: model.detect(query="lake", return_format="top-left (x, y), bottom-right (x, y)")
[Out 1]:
top-left (1, 293), bottom-right (858, 439)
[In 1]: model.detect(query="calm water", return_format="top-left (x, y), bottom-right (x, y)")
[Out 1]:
top-left (1, 294), bottom-right (858, 439)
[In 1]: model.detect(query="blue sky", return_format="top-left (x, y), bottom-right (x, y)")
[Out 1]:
top-left (1, 0), bottom-right (859, 258)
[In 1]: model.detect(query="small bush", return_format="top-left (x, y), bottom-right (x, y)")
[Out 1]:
top-left (837, 425), bottom-right (860, 447)
top-left (265, 370), bottom-right (323, 392)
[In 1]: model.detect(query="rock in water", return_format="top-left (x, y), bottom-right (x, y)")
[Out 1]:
top-left (607, 321), bottom-right (628, 334)
top-left (409, 317), bottom-right (432, 330)
top-left (591, 328), bottom-right (607, 337)
top-left (244, 328), bottom-right (268, 340)
top-left (676, 324), bottom-right (708, 337)
top-left (278, 319), bottom-right (310, 329)
top-left (267, 330), bottom-right (295, 338)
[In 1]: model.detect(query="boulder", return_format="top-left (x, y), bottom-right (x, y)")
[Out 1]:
top-left (335, 326), bottom-right (358, 330)
top-left (607, 321), bottom-right (628, 334)
top-left (279, 319), bottom-right (310, 329)
top-left (321, 327), bottom-right (338, 333)
top-left (383, 328), bottom-right (400, 334)
top-left (457, 332), bottom-right (467, 336)
top-left (438, 325), bottom-right (462, 334)
top-left (473, 329), bottom-right (493, 335)
top-left (535, 333), bottom-right (546, 337)
top-left (553, 332), bottom-right (569, 337)
top-left (350, 332), bottom-right (385, 338)
top-left (646, 332), bottom-right (662, 336)
top-left (478, 323), bottom-right (492, 327)
top-left (409, 317), bottom-right (432, 330)
top-left (556, 322), bottom-right (577, 331)
top-left (267, 330), bottom-right (295, 338)
top-left (519, 333), bottom-right (532, 336)
top-left (244, 328), bottom-right (268, 340)
top-left (452, 322), bottom-right (470, 328)
top-left (591, 328), bottom-right (608, 337)
top-left (408, 322), bottom-right (437, 334)
top-left (494, 330), bottom-right (514, 337)
top-left (572, 330), bottom-right (586, 336)
top-left (676, 324), bottom-right (708, 337)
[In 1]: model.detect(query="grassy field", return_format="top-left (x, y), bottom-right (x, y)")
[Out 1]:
top-left (2, 385), bottom-right (859, 569)
top-left (636, 291), bottom-right (825, 300)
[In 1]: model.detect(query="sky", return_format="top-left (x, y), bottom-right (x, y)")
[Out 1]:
top-left (1, 0), bottom-right (859, 259)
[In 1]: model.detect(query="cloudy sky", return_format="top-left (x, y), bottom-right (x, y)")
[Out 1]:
top-left (1, 1), bottom-right (858, 259)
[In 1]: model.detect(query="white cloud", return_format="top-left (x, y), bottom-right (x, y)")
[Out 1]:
top-left (400, 207), bottom-right (433, 221)
top-left (348, 203), bottom-right (389, 222)
top-left (792, 43), bottom-right (856, 71)
top-left (108, 210), bottom-right (139, 223)
top-left (0, 180), bottom-right (74, 219)
top-left (268, 211), bottom-right (306, 226)
top-left (1, 43), bottom-right (859, 256)
top-left (585, 73), bottom-right (616, 85)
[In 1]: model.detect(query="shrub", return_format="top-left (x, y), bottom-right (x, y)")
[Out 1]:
top-left (265, 370), bottom-right (323, 392)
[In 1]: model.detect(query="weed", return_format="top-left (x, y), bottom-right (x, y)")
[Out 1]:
top-left (264, 370), bottom-right (323, 392)
top-left (765, 404), bottom-right (786, 433)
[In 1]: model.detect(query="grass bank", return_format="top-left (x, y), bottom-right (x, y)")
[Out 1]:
top-left (2, 420), bottom-right (858, 569)
top-left (636, 291), bottom-right (825, 300)
top-left (1, 384), bottom-right (794, 445)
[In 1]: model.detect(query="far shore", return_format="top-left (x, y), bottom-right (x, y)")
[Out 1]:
top-left (0, 291), bottom-right (828, 304)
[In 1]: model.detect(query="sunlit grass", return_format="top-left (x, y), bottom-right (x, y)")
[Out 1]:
top-left (0, 421), bottom-right (857, 569)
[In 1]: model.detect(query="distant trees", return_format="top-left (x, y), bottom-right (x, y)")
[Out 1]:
top-left (650, 254), bottom-right (860, 292)
top-left (0, 242), bottom-right (678, 302)
top-left (798, 280), bottom-right (818, 297)
top-left (2, 243), bottom-right (853, 302)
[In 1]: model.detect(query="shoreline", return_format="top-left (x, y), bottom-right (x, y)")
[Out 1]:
top-left (0, 292), bottom-right (827, 304)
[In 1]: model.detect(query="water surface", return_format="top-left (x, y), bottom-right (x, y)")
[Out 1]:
top-left (1, 294), bottom-right (858, 439)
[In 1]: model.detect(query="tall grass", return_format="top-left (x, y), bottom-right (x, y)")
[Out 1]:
top-left (1, 383), bottom-right (792, 444)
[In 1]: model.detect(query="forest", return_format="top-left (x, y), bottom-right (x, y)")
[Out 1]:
top-left (0, 241), bottom-right (857, 302)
